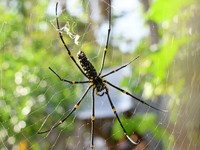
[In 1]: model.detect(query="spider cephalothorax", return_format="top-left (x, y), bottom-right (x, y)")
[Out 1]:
top-left (38, 1), bottom-right (167, 149)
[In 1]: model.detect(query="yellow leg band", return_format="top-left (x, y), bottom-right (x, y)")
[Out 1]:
top-left (91, 116), bottom-right (95, 121)
top-left (74, 104), bottom-right (79, 109)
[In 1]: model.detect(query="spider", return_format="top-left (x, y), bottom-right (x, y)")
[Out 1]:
top-left (38, 1), bottom-right (167, 149)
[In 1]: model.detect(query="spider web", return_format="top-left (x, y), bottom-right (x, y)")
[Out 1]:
top-left (0, 0), bottom-right (200, 150)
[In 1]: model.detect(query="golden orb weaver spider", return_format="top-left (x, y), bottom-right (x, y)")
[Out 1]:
top-left (38, 1), bottom-right (167, 149)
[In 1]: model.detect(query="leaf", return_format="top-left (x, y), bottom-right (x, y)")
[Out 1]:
top-left (147, 0), bottom-right (193, 22)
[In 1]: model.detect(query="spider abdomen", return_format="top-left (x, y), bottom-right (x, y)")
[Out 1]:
top-left (77, 51), bottom-right (98, 79)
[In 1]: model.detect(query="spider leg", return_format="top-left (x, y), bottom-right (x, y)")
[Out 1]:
top-left (101, 56), bottom-right (140, 78)
top-left (38, 85), bottom-right (92, 134)
top-left (49, 67), bottom-right (90, 84)
top-left (90, 88), bottom-right (95, 149)
top-left (104, 80), bottom-right (168, 113)
top-left (55, 2), bottom-right (87, 77)
top-left (98, 0), bottom-right (111, 75)
top-left (105, 88), bottom-right (139, 145)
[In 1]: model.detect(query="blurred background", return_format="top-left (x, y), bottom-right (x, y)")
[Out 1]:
top-left (0, 0), bottom-right (199, 149)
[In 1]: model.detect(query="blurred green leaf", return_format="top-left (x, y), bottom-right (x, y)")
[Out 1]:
top-left (147, 0), bottom-right (193, 22)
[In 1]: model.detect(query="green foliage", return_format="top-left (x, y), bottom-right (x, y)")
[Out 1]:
top-left (131, 0), bottom-right (194, 100)
top-left (1, 0), bottom-right (197, 149)
top-left (112, 114), bottom-right (173, 150)
top-left (114, 0), bottom-right (197, 149)
top-left (0, 1), bottom-right (82, 148)
top-left (147, 0), bottom-right (193, 23)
